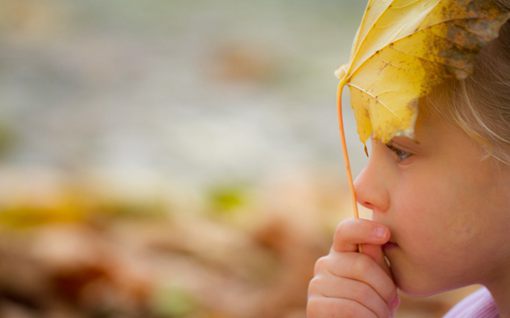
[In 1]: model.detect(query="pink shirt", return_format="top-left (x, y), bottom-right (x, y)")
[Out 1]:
top-left (444, 288), bottom-right (498, 318)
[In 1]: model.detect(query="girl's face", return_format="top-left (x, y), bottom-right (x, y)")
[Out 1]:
top-left (354, 109), bottom-right (510, 296)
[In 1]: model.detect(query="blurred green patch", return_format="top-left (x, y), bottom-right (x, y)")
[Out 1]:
top-left (152, 285), bottom-right (199, 318)
top-left (206, 184), bottom-right (250, 219)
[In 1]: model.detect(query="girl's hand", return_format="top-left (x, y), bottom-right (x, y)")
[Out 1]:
top-left (307, 219), bottom-right (399, 318)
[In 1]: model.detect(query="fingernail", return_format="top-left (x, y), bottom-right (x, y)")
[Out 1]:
top-left (373, 226), bottom-right (387, 239)
top-left (390, 295), bottom-right (400, 310)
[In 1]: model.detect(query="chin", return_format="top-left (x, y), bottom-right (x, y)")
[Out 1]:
top-left (391, 268), bottom-right (452, 297)
top-left (397, 284), bottom-right (443, 297)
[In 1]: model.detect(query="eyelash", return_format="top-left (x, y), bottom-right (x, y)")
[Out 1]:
top-left (386, 143), bottom-right (413, 162)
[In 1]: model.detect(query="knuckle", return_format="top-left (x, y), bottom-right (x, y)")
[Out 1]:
top-left (313, 256), bottom-right (330, 274)
top-left (334, 219), bottom-right (352, 238)
top-left (333, 219), bottom-right (360, 247)
top-left (351, 283), bottom-right (373, 303)
top-left (351, 254), bottom-right (372, 276)
top-left (307, 276), bottom-right (323, 296)
top-left (338, 301), bottom-right (366, 318)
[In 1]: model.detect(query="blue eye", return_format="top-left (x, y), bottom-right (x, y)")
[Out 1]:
top-left (386, 143), bottom-right (413, 162)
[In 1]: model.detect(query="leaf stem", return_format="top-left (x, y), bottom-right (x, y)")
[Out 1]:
top-left (337, 81), bottom-right (362, 253)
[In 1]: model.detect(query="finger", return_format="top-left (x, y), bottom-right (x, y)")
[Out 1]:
top-left (308, 273), bottom-right (391, 318)
top-left (361, 244), bottom-right (392, 277)
top-left (307, 295), bottom-right (377, 318)
top-left (333, 218), bottom-right (390, 253)
top-left (315, 252), bottom-right (397, 306)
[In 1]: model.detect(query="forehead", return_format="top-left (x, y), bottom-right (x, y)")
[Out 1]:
top-left (413, 85), bottom-right (466, 144)
top-left (413, 107), bottom-right (487, 159)
top-left (414, 107), bottom-right (443, 142)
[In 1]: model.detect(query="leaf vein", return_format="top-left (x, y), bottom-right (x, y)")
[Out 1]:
top-left (349, 16), bottom-right (491, 78)
top-left (347, 83), bottom-right (400, 119)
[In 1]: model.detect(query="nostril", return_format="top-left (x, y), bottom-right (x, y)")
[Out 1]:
top-left (360, 200), bottom-right (372, 208)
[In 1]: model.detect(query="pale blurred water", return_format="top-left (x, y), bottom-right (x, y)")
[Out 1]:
top-left (0, 0), bottom-right (368, 191)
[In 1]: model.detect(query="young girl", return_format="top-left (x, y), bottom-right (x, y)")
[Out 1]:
top-left (307, 7), bottom-right (510, 318)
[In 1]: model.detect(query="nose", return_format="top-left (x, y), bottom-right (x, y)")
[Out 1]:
top-left (354, 150), bottom-right (390, 213)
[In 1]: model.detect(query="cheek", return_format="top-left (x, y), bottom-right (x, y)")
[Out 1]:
top-left (388, 166), bottom-right (502, 294)
top-left (392, 171), bottom-right (483, 255)
top-left (394, 185), bottom-right (450, 246)
top-left (389, 182), bottom-right (473, 294)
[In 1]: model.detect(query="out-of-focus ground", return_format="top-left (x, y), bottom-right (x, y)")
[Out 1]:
top-left (0, 1), bottom-right (479, 317)
top-left (0, 171), bottom-right (478, 318)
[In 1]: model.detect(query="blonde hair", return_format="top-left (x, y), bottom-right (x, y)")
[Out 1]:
top-left (427, 11), bottom-right (510, 164)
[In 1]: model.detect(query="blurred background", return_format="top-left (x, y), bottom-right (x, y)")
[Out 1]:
top-left (0, 0), bottom-right (477, 317)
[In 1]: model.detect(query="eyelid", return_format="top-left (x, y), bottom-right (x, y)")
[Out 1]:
top-left (385, 142), bottom-right (414, 161)
top-left (387, 141), bottom-right (413, 153)
top-left (385, 143), bottom-right (399, 153)
top-left (391, 137), bottom-right (421, 151)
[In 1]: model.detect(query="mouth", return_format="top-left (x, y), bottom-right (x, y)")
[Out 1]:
top-left (382, 241), bottom-right (399, 251)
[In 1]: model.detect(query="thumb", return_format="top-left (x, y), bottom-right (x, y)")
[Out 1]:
top-left (360, 243), bottom-right (392, 277)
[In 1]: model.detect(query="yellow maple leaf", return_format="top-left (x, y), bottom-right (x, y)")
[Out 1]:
top-left (336, 0), bottom-right (510, 220)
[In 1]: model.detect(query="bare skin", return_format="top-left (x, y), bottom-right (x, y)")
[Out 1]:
top-left (307, 219), bottom-right (398, 317)
top-left (307, 109), bottom-right (510, 317)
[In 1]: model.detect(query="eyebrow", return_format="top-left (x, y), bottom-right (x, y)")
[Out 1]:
top-left (390, 136), bottom-right (421, 146)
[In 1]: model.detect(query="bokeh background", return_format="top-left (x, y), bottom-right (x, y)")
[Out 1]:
top-left (0, 0), bottom-right (478, 317)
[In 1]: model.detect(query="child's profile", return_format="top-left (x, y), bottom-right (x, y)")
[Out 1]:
top-left (307, 1), bottom-right (510, 317)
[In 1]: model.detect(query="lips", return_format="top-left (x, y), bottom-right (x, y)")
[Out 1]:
top-left (383, 241), bottom-right (399, 250)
